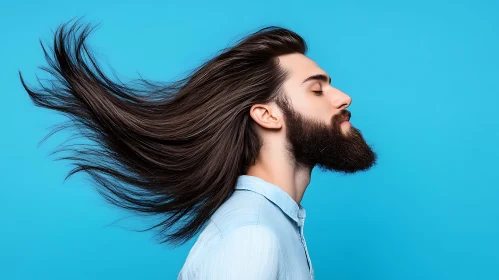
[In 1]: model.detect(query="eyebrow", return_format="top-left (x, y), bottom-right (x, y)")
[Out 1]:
top-left (301, 74), bottom-right (331, 85)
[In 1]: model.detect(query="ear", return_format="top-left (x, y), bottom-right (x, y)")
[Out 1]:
top-left (249, 103), bottom-right (283, 130)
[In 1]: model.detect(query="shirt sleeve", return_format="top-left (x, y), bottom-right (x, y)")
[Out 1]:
top-left (198, 224), bottom-right (281, 280)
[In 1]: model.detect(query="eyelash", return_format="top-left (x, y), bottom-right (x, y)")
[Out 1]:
top-left (312, 90), bottom-right (323, 95)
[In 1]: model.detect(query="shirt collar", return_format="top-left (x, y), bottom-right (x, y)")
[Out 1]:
top-left (234, 175), bottom-right (306, 227)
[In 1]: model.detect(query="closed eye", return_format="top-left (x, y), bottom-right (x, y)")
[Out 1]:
top-left (312, 90), bottom-right (323, 96)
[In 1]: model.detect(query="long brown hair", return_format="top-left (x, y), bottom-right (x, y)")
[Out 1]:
top-left (19, 19), bottom-right (307, 247)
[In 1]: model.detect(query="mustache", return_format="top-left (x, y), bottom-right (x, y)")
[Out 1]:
top-left (333, 110), bottom-right (351, 124)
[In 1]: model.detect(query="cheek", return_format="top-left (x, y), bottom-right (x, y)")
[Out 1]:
top-left (294, 97), bottom-right (332, 123)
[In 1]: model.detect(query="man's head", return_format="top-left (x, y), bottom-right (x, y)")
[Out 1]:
top-left (250, 53), bottom-right (377, 174)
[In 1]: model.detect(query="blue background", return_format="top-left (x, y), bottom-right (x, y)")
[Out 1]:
top-left (1, 0), bottom-right (498, 279)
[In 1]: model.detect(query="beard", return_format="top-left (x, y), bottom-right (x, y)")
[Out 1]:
top-left (275, 96), bottom-right (377, 174)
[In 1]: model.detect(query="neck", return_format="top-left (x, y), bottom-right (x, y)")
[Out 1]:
top-left (245, 141), bottom-right (312, 204)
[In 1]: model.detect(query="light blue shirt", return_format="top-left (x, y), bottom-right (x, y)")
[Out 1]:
top-left (178, 175), bottom-right (314, 280)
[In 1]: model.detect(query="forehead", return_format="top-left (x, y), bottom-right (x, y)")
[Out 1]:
top-left (277, 53), bottom-right (326, 82)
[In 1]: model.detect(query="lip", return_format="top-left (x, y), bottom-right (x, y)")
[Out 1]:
top-left (336, 111), bottom-right (351, 123)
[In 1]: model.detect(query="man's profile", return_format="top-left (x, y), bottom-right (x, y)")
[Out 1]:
top-left (20, 19), bottom-right (377, 279)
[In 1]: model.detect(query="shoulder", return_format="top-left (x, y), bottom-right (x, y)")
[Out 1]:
top-left (217, 224), bottom-right (281, 260)
top-left (200, 224), bottom-right (281, 279)
top-left (223, 224), bottom-right (280, 245)
top-left (211, 190), bottom-right (277, 232)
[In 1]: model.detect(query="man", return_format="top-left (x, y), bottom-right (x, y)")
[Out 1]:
top-left (21, 19), bottom-right (377, 280)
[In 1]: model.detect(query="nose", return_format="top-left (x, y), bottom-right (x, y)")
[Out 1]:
top-left (332, 88), bottom-right (352, 110)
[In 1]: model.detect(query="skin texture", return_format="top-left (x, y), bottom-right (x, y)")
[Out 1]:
top-left (247, 53), bottom-right (377, 204)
